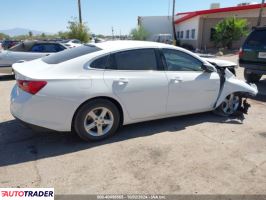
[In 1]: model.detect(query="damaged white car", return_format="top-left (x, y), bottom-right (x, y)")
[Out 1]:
top-left (11, 41), bottom-right (258, 141)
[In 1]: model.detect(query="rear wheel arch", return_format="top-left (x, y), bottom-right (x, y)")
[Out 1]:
top-left (71, 96), bottom-right (124, 131)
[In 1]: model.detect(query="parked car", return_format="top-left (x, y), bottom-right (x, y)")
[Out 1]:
top-left (239, 26), bottom-right (266, 82)
top-left (0, 41), bottom-right (67, 74)
top-left (61, 39), bottom-right (82, 48)
top-left (2, 40), bottom-right (19, 50)
top-left (11, 41), bottom-right (257, 141)
top-left (153, 34), bottom-right (173, 44)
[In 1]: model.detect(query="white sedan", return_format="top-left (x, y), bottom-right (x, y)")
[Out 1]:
top-left (11, 41), bottom-right (258, 141)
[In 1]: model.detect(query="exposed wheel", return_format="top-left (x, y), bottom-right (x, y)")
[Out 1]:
top-left (215, 93), bottom-right (242, 116)
top-left (244, 69), bottom-right (261, 83)
top-left (73, 99), bottom-right (120, 141)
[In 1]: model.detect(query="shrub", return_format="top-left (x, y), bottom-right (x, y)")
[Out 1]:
top-left (213, 17), bottom-right (249, 49)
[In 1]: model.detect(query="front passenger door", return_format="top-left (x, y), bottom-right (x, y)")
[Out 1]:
top-left (162, 48), bottom-right (220, 115)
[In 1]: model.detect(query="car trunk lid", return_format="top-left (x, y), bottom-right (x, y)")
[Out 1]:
top-left (12, 58), bottom-right (54, 80)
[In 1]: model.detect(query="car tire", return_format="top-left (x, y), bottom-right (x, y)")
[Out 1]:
top-left (73, 99), bottom-right (120, 141)
top-left (244, 69), bottom-right (262, 83)
top-left (214, 93), bottom-right (242, 117)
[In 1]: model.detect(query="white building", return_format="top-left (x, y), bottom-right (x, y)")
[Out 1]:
top-left (139, 3), bottom-right (266, 49)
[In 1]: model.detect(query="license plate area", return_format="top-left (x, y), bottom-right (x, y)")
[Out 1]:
top-left (258, 52), bottom-right (266, 59)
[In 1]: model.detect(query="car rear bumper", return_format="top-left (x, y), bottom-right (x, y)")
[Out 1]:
top-left (10, 84), bottom-right (73, 132)
top-left (239, 62), bottom-right (266, 75)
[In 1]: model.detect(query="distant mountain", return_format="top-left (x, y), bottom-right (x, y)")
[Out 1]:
top-left (0, 28), bottom-right (51, 36)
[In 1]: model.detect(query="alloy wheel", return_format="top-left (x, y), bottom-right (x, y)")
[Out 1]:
top-left (83, 107), bottom-right (114, 137)
top-left (221, 94), bottom-right (240, 115)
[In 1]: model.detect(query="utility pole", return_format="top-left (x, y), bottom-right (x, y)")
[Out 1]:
top-left (172, 0), bottom-right (177, 46)
top-left (112, 27), bottom-right (114, 40)
top-left (78, 0), bottom-right (82, 24)
top-left (257, 0), bottom-right (265, 26)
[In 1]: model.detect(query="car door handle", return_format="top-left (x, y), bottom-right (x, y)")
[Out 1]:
top-left (171, 77), bottom-right (183, 83)
top-left (115, 78), bottom-right (129, 85)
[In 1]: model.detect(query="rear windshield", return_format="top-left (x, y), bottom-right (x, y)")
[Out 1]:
top-left (246, 30), bottom-right (266, 47)
top-left (9, 42), bottom-right (30, 52)
top-left (42, 45), bottom-right (101, 64)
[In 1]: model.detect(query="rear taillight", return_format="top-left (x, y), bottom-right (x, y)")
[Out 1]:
top-left (17, 80), bottom-right (47, 95)
top-left (239, 48), bottom-right (244, 58)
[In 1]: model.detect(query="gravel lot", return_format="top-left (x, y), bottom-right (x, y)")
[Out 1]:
top-left (0, 55), bottom-right (266, 194)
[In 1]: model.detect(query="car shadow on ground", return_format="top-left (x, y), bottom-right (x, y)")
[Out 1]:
top-left (0, 112), bottom-right (245, 167)
top-left (0, 75), bottom-right (14, 81)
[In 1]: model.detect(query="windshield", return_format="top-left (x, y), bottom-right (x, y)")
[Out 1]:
top-left (42, 44), bottom-right (101, 64)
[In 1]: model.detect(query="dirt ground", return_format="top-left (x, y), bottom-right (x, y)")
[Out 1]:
top-left (0, 55), bottom-right (266, 194)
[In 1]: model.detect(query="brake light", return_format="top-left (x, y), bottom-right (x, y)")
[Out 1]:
top-left (239, 48), bottom-right (244, 58)
top-left (17, 80), bottom-right (47, 95)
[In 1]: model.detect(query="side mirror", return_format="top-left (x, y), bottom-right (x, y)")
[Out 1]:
top-left (202, 63), bottom-right (216, 73)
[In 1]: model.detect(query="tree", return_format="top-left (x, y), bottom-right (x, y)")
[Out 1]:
top-left (67, 18), bottom-right (90, 43)
top-left (28, 31), bottom-right (33, 38)
top-left (213, 17), bottom-right (249, 49)
top-left (0, 33), bottom-right (10, 40)
top-left (130, 25), bottom-right (149, 41)
top-left (41, 33), bottom-right (46, 38)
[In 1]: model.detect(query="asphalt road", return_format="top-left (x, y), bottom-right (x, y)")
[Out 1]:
top-left (0, 55), bottom-right (266, 194)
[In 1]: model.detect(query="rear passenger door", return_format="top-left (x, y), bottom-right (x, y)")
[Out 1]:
top-left (103, 48), bottom-right (169, 120)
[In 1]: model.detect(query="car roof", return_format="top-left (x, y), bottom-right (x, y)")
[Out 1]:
top-left (93, 40), bottom-right (174, 52)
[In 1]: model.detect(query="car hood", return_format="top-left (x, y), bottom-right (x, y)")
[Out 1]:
top-left (202, 57), bottom-right (237, 68)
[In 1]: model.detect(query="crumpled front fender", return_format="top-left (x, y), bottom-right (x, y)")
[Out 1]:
top-left (215, 70), bottom-right (258, 108)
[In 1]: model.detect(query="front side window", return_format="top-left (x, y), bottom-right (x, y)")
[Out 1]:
top-left (162, 49), bottom-right (203, 71)
top-left (113, 49), bottom-right (158, 70)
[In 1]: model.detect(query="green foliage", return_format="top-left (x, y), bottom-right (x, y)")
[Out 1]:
top-left (213, 17), bottom-right (249, 49)
top-left (0, 33), bottom-right (10, 40)
top-left (130, 25), bottom-right (149, 41)
top-left (58, 31), bottom-right (68, 39)
top-left (67, 18), bottom-right (90, 43)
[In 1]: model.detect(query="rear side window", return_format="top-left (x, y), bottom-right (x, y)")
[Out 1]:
top-left (246, 30), bottom-right (266, 47)
top-left (42, 45), bottom-right (101, 64)
top-left (90, 55), bottom-right (109, 69)
top-left (113, 49), bottom-right (157, 70)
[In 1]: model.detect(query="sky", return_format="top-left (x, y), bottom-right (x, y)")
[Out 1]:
top-left (0, 0), bottom-right (257, 35)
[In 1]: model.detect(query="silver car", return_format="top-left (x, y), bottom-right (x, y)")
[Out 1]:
top-left (0, 41), bottom-right (67, 74)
